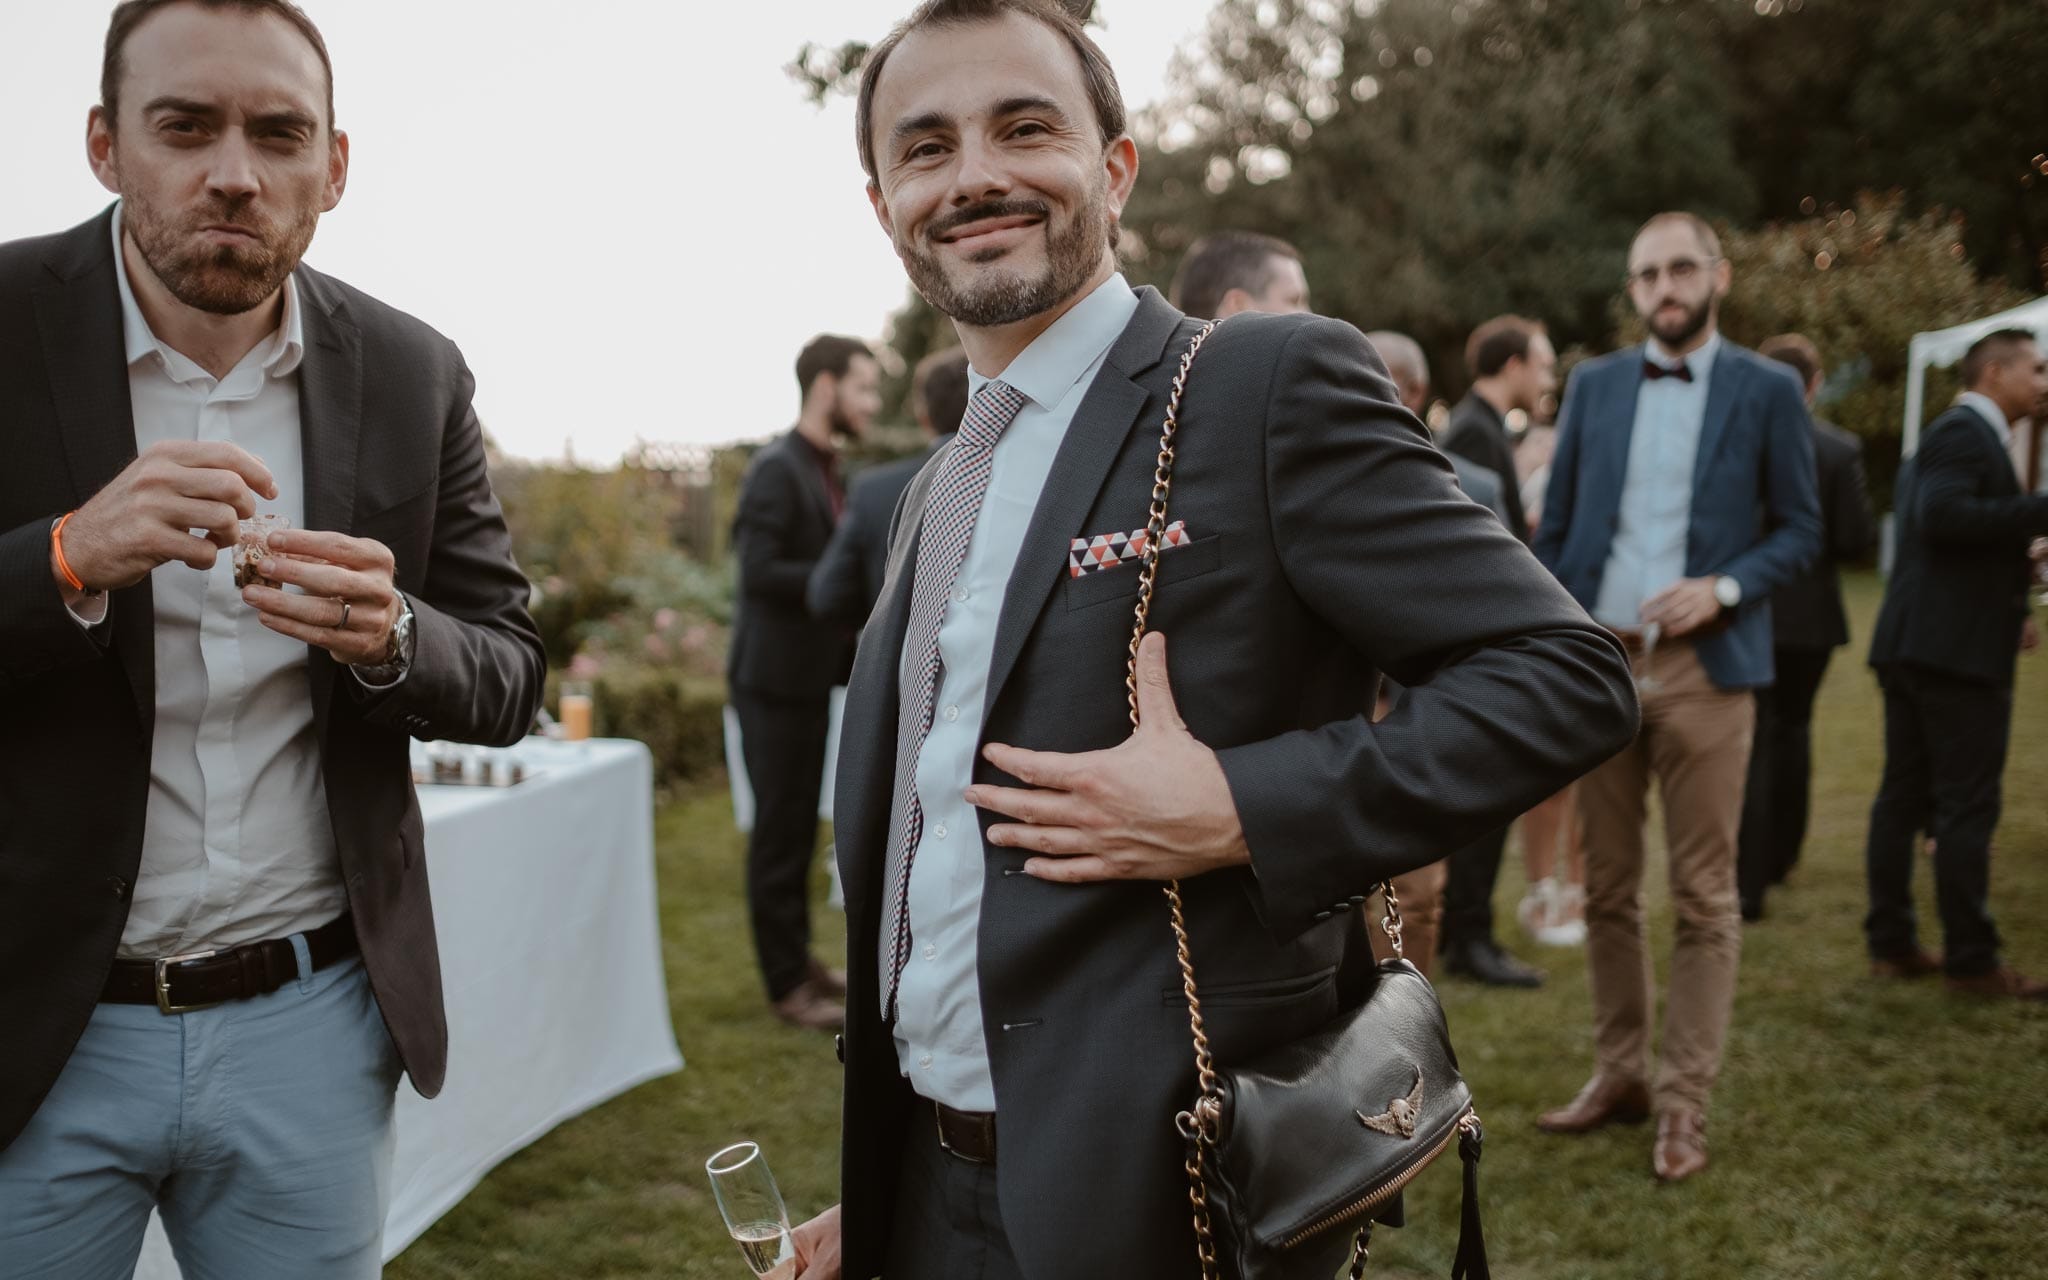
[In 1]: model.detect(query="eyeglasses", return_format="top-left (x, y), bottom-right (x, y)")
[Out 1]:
top-left (1626, 257), bottom-right (1718, 289)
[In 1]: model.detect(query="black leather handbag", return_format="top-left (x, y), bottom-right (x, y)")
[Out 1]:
top-left (1128, 320), bottom-right (1490, 1280)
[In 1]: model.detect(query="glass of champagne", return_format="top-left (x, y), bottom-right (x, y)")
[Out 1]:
top-left (1635, 620), bottom-right (1663, 695)
top-left (706, 1141), bottom-right (796, 1277)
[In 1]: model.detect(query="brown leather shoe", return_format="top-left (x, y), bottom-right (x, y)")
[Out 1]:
top-left (1945, 967), bottom-right (2048, 1001)
top-left (806, 957), bottom-right (849, 999)
top-left (1653, 1110), bottom-right (1708, 1183)
top-left (771, 981), bottom-right (846, 1031)
top-left (1536, 1075), bottom-right (1651, 1134)
top-left (1870, 949), bottom-right (1942, 979)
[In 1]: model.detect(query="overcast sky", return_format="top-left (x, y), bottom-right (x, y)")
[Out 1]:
top-left (1, 2), bottom-right (1210, 463)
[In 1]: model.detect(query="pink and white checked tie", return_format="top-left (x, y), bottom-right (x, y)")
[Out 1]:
top-left (880, 378), bottom-right (1029, 1019)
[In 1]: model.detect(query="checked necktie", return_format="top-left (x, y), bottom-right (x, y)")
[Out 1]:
top-left (880, 378), bottom-right (1029, 1020)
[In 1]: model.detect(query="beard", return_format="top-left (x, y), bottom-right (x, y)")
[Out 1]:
top-left (1643, 293), bottom-right (1714, 350)
top-left (901, 190), bottom-right (1109, 328)
top-left (828, 392), bottom-right (863, 440)
top-left (123, 188), bottom-right (319, 316)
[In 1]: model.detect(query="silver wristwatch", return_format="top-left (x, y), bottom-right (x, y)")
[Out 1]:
top-left (1712, 575), bottom-right (1743, 610)
top-left (356, 593), bottom-right (417, 682)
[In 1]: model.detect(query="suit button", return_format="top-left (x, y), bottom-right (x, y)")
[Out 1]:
top-left (108, 876), bottom-right (129, 900)
top-left (1348, 895), bottom-right (1366, 905)
top-left (1313, 910), bottom-right (1333, 922)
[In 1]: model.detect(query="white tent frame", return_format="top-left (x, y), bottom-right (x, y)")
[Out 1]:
top-left (1902, 295), bottom-right (2048, 456)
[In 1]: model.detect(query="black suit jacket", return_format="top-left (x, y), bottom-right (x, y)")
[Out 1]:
top-left (1440, 390), bottom-right (1529, 541)
top-left (727, 430), bottom-right (852, 697)
top-left (1869, 402), bottom-right (2048, 685)
top-left (832, 290), bottom-right (1638, 1279)
top-left (806, 435), bottom-right (952, 629)
top-left (1772, 418), bottom-right (1876, 650)
top-left (0, 209), bottom-right (546, 1151)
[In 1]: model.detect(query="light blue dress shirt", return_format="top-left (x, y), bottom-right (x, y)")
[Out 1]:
top-left (1592, 332), bottom-right (1722, 629)
top-left (888, 274), bottom-right (1140, 1110)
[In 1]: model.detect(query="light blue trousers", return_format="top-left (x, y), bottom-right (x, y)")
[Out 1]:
top-left (0, 951), bottom-right (400, 1279)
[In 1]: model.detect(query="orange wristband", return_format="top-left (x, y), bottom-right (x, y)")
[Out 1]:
top-left (51, 512), bottom-right (93, 595)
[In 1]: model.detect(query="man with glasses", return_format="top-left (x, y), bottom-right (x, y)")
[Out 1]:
top-left (1530, 212), bottom-right (1821, 1183)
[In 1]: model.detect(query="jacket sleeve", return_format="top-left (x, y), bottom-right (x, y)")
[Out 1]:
top-left (1915, 420), bottom-right (2048, 548)
top-left (0, 516), bottom-right (112, 692)
top-left (1212, 318), bottom-right (1640, 942)
top-left (733, 451), bottom-right (819, 607)
top-left (1530, 371), bottom-right (1586, 572)
top-left (808, 488), bottom-right (875, 626)
top-left (352, 356), bottom-right (546, 747)
top-left (1716, 371), bottom-right (1823, 599)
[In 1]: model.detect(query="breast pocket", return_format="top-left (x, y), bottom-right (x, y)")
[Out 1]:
top-left (1063, 534), bottom-right (1224, 612)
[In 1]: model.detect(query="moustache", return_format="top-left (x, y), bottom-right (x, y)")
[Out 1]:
top-left (926, 198), bottom-right (1050, 244)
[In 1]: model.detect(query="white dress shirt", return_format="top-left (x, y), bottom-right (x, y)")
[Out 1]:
top-left (1593, 332), bottom-right (1721, 630)
top-left (100, 204), bottom-right (347, 959)
top-left (889, 274), bottom-right (1139, 1110)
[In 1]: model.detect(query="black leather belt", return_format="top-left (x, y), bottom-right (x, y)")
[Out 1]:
top-left (101, 915), bottom-right (359, 1014)
top-left (931, 1099), bottom-right (997, 1164)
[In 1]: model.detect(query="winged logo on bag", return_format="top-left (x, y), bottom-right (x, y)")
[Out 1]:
top-left (1356, 1067), bottom-right (1425, 1139)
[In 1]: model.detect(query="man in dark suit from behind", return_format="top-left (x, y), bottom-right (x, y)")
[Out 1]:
top-left (1437, 315), bottom-right (1561, 987)
top-left (0, 2), bottom-right (545, 1272)
top-left (1165, 227), bottom-right (1309, 322)
top-left (810, 346), bottom-right (970, 628)
top-left (1531, 211), bottom-right (1822, 1182)
top-left (730, 334), bottom-right (882, 1030)
top-left (1735, 333), bottom-right (1877, 920)
top-left (1864, 327), bottom-right (2048, 1000)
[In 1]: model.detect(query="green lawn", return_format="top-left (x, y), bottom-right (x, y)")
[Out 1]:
top-left (388, 572), bottom-right (2047, 1280)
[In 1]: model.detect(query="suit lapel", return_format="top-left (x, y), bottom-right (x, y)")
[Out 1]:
top-left (33, 210), bottom-right (154, 729)
top-left (980, 291), bottom-right (1184, 724)
top-left (294, 270), bottom-right (363, 731)
top-left (786, 432), bottom-right (838, 530)
top-left (1691, 345), bottom-right (1743, 506)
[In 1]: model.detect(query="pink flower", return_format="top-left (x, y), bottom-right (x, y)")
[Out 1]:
top-left (653, 608), bottom-right (679, 632)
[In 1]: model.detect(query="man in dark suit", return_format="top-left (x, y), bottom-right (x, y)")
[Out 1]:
top-left (810, 346), bottom-right (970, 628)
top-left (1864, 327), bottom-right (2048, 1000)
top-left (0, 2), bottom-right (544, 1272)
top-left (1437, 315), bottom-right (1560, 986)
top-left (782, 4), bottom-right (1639, 1277)
top-left (730, 333), bottom-right (881, 1029)
top-left (1531, 212), bottom-right (1822, 1183)
top-left (1736, 334), bottom-right (1877, 920)
top-left (1166, 228), bottom-right (1309, 321)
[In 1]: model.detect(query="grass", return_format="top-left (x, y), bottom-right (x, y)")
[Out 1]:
top-left (387, 572), bottom-right (2047, 1280)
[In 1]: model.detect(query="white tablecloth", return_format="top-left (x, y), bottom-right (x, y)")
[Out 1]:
top-left (136, 737), bottom-right (684, 1276)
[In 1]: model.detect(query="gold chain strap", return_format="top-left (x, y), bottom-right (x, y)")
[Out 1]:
top-left (1126, 319), bottom-right (1392, 1278)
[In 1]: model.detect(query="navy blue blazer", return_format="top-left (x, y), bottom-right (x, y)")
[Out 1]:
top-left (1532, 340), bottom-right (1824, 690)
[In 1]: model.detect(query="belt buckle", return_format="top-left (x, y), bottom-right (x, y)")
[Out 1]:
top-left (154, 949), bottom-right (221, 1015)
top-left (934, 1105), bottom-right (992, 1165)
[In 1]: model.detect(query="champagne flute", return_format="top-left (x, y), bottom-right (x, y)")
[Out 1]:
top-left (707, 1141), bottom-right (796, 1277)
top-left (1635, 621), bottom-right (1663, 695)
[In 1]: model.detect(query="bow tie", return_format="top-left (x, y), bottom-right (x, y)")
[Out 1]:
top-left (1643, 359), bottom-right (1694, 383)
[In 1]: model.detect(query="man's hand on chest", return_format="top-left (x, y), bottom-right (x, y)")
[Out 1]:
top-left (965, 632), bottom-right (1251, 883)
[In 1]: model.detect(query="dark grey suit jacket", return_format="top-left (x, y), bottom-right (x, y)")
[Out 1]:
top-left (1772, 418), bottom-right (1876, 651)
top-left (727, 430), bottom-right (853, 697)
top-left (832, 288), bottom-right (1638, 1278)
top-left (0, 208), bottom-right (546, 1152)
top-left (1870, 402), bottom-right (2048, 685)
top-left (1441, 390), bottom-right (1528, 540)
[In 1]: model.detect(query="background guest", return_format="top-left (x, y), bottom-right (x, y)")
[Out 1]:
top-left (729, 333), bottom-right (880, 1030)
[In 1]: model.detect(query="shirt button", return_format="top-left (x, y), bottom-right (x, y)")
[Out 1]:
top-left (919, 1054), bottom-right (934, 1070)
top-left (943, 705), bottom-right (960, 723)
top-left (922, 943), bottom-right (936, 960)
top-left (953, 588), bottom-right (971, 603)
top-left (934, 823), bottom-right (948, 840)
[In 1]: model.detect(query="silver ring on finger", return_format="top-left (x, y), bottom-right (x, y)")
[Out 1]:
top-left (336, 600), bottom-right (352, 630)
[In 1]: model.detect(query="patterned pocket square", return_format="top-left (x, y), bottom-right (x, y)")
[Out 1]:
top-left (1067, 520), bottom-right (1191, 578)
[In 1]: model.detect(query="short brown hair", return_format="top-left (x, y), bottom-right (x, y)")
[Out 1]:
top-left (1759, 333), bottom-right (1823, 390)
top-left (1632, 211), bottom-right (1722, 263)
top-left (1959, 327), bottom-right (2041, 389)
top-left (911, 346), bottom-right (972, 434)
top-left (795, 334), bottom-right (875, 398)
top-left (1464, 314), bottom-right (1546, 380)
top-left (102, 0), bottom-right (335, 130)
top-left (855, 0), bottom-right (1126, 182)
top-left (1169, 230), bottom-right (1301, 320)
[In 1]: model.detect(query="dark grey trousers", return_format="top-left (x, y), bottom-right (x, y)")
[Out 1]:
top-left (884, 1102), bottom-right (1025, 1280)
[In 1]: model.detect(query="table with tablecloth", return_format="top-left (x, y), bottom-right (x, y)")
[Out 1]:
top-left (135, 737), bottom-right (683, 1276)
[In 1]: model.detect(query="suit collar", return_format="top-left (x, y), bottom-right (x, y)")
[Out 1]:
top-left (1955, 392), bottom-right (2012, 446)
top-left (1690, 341), bottom-right (1744, 506)
top-left (967, 274), bottom-right (1138, 411)
top-left (288, 265), bottom-right (364, 722)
